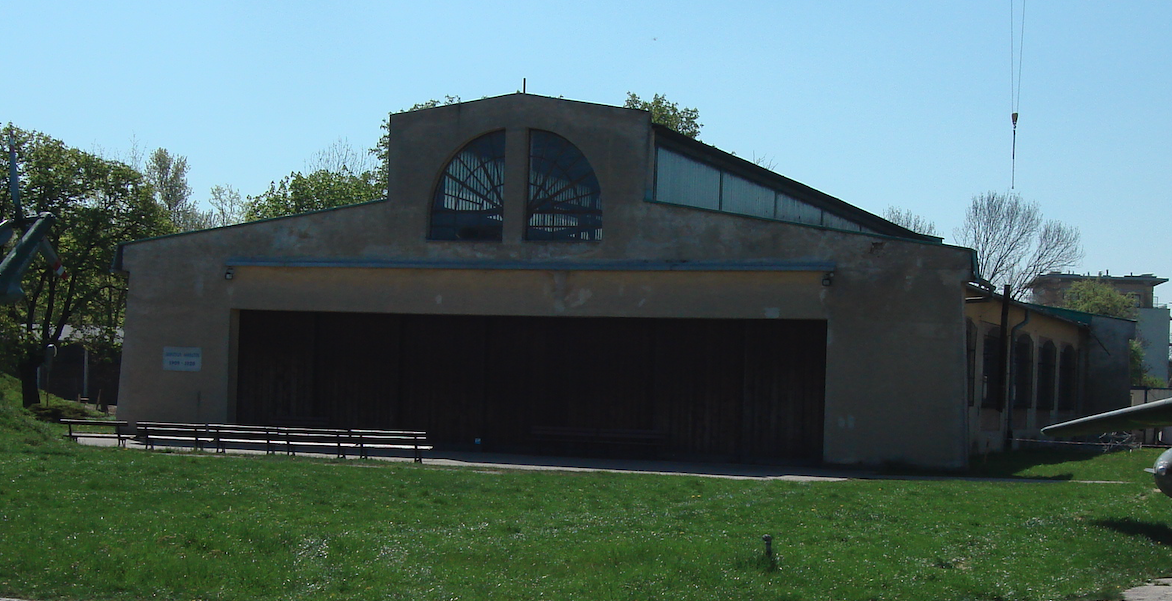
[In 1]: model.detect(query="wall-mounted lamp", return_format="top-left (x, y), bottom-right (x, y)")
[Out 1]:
top-left (821, 272), bottom-right (834, 287)
top-left (224, 267), bottom-right (235, 280)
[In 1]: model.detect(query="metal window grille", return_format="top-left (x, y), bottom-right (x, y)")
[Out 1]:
top-left (429, 131), bottom-right (507, 241)
top-left (526, 131), bottom-right (602, 241)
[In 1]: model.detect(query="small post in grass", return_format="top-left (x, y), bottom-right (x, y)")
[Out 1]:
top-left (762, 534), bottom-right (773, 558)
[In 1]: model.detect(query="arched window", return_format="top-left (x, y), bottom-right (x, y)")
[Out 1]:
top-left (527, 130), bottom-right (602, 241)
top-left (965, 320), bottom-right (977, 407)
top-left (430, 131), bottom-right (506, 241)
top-left (982, 329), bottom-right (1002, 409)
top-left (1058, 345), bottom-right (1078, 411)
top-left (1037, 341), bottom-right (1057, 410)
top-left (1013, 334), bottom-right (1033, 409)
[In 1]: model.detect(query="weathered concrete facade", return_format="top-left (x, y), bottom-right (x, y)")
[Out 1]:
top-left (117, 94), bottom-right (978, 468)
top-left (1029, 272), bottom-right (1168, 383)
top-left (964, 289), bottom-right (1135, 453)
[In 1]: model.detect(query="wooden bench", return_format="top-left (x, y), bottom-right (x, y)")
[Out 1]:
top-left (212, 425), bottom-right (351, 458)
top-left (203, 424), bottom-right (282, 455)
top-left (61, 419), bottom-right (130, 447)
top-left (135, 422), bottom-right (431, 462)
top-left (137, 421), bottom-right (217, 451)
top-left (349, 429), bottom-right (430, 462)
top-left (530, 426), bottom-right (667, 451)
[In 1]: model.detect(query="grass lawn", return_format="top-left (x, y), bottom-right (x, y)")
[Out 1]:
top-left (2, 391), bottom-right (1171, 600)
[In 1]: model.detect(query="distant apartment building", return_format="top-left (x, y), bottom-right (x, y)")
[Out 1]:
top-left (1030, 272), bottom-right (1170, 384)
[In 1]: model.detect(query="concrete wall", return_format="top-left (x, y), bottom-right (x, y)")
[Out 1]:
top-left (1085, 315), bottom-right (1138, 415)
top-left (117, 94), bottom-right (975, 468)
top-left (964, 300), bottom-right (1088, 453)
top-left (1137, 307), bottom-right (1170, 384)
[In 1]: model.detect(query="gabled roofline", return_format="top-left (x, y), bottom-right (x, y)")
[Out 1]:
top-left (651, 125), bottom-right (941, 243)
top-left (111, 198), bottom-right (386, 272)
top-left (396, 96), bottom-right (946, 245)
top-left (390, 92), bottom-right (648, 117)
top-left (964, 282), bottom-right (1136, 327)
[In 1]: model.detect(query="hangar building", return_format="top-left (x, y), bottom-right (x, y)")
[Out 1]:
top-left (114, 94), bottom-right (1127, 468)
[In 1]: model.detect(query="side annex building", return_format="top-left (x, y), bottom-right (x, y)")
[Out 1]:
top-left (113, 94), bottom-right (1127, 469)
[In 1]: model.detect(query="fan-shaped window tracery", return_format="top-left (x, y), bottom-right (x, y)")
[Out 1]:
top-left (429, 131), bottom-right (506, 241)
top-left (527, 131), bottom-right (602, 241)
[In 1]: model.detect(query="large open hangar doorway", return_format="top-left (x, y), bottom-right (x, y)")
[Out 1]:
top-left (236, 310), bottom-right (826, 463)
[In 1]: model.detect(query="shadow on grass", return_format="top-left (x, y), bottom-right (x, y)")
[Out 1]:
top-left (424, 450), bottom-right (848, 480)
top-left (965, 448), bottom-right (1108, 480)
top-left (1094, 518), bottom-right (1172, 546)
top-left (868, 450), bottom-right (1082, 481)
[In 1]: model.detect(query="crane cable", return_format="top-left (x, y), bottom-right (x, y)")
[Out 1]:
top-left (1010, 0), bottom-right (1026, 189)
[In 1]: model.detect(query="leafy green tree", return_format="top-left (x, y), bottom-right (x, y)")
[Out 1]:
top-left (1, 125), bottom-right (171, 407)
top-left (1128, 340), bottom-right (1166, 387)
top-left (144, 148), bottom-right (206, 231)
top-left (1060, 280), bottom-right (1136, 319)
top-left (244, 168), bottom-right (381, 221)
top-left (1061, 279), bottom-right (1163, 386)
top-left (371, 95), bottom-right (461, 188)
top-left (624, 92), bottom-right (702, 139)
top-left (205, 184), bottom-right (246, 227)
top-left (247, 135), bottom-right (385, 221)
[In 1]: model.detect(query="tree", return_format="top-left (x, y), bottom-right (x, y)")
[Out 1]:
top-left (144, 148), bottom-right (205, 231)
top-left (883, 206), bottom-right (939, 236)
top-left (1061, 279), bottom-right (1164, 387)
top-left (205, 184), bottom-right (246, 228)
top-left (624, 92), bottom-right (702, 139)
top-left (244, 168), bottom-right (382, 221)
top-left (311, 138), bottom-right (375, 176)
top-left (1060, 280), bottom-right (1136, 319)
top-left (1128, 340), bottom-right (1165, 387)
top-left (371, 95), bottom-right (461, 189)
top-left (248, 135), bottom-right (385, 221)
top-left (952, 191), bottom-right (1083, 299)
top-left (1, 125), bottom-right (171, 407)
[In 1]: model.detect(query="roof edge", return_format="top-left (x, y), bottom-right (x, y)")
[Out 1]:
top-left (651, 124), bottom-right (938, 243)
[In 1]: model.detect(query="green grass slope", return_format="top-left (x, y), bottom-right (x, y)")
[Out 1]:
top-left (0, 399), bottom-right (1169, 600)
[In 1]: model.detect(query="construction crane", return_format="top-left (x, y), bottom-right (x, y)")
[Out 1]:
top-left (1009, 0), bottom-right (1026, 189)
top-left (1, 136), bottom-right (66, 304)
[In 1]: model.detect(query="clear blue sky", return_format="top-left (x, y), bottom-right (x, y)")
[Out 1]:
top-left (6, 1), bottom-right (1170, 299)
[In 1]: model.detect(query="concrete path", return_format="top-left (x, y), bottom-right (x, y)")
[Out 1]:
top-left (74, 436), bottom-right (1108, 484)
top-left (73, 435), bottom-right (857, 481)
top-left (1125, 579), bottom-right (1172, 601)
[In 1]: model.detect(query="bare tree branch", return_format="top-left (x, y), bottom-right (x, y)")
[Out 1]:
top-left (952, 191), bottom-right (1082, 299)
top-left (883, 206), bottom-right (939, 236)
top-left (306, 138), bottom-right (375, 175)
